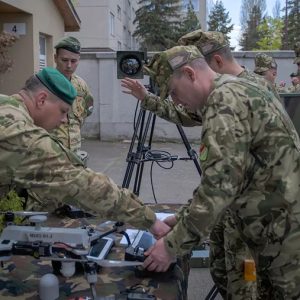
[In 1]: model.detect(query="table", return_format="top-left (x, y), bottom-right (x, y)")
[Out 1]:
top-left (0, 204), bottom-right (189, 300)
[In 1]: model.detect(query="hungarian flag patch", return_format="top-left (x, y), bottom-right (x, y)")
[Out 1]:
top-left (199, 144), bottom-right (208, 161)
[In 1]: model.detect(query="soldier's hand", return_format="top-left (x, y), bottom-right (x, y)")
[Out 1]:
top-left (149, 219), bottom-right (171, 239)
top-left (121, 77), bottom-right (147, 101)
top-left (143, 238), bottom-right (176, 272)
top-left (163, 215), bottom-right (177, 228)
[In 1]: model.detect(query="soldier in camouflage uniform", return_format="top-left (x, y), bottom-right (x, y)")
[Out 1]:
top-left (279, 42), bottom-right (300, 93)
top-left (0, 67), bottom-right (170, 243)
top-left (254, 53), bottom-right (278, 84)
top-left (289, 71), bottom-right (300, 92)
top-left (51, 36), bottom-right (94, 152)
top-left (294, 41), bottom-right (300, 70)
top-left (121, 30), bottom-right (283, 299)
top-left (140, 44), bottom-right (300, 299)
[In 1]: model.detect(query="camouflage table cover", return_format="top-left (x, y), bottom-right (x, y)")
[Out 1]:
top-left (0, 204), bottom-right (189, 300)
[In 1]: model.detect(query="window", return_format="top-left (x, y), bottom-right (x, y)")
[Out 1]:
top-left (110, 12), bottom-right (115, 35)
top-left (128, 0), bottom-right (131, 19)
top-left (117, 5), bottom-right (121, 19)
top-left (39, 34), bottom-right (47, 70)
top-left (128, 30), bottom-right (131, 48)
top-left (182, 0), bottom-right (199, 12)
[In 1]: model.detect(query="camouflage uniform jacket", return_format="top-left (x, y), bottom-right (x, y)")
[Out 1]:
top-left (141, 94), bottom-right (202, 126)
top-left (0, 94), bottom-right (155, 229)
top-left (164, 74), bottom-right (300, 256)
top-left (288, 84), bottom-right (300, 93)
top-left (51, 74), bottom-right (94, 151)
top-left (238, 67), bottom-right (282, 101)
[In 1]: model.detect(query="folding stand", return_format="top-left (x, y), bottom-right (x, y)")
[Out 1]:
top-left (122, 105), bottom-right (201, 193)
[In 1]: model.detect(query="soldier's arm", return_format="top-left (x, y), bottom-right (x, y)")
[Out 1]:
top-left (80, 80), bottom-right (94, 118)
top-left (164, 90), bottom-right (251, 256)
top-left (121, 77), bottom-right (202, 127)
top-left (13, 131), bottom-right (156, 229)
top-left (141, 93), bottom-right (202, 127)
top-left (83, 86), bottom-right (94, 117)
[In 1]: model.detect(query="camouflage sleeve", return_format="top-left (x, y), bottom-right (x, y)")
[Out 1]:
top-left (141, 93), bottom-right (202, 127)
top-left (14, 132), bottom-right (156, 229)
top-left (83, 86), bottom-right (94, 117)
top-left (79, 80), bottom-right (94, 118)
top-left (164, 89), bottom-right (250, 256)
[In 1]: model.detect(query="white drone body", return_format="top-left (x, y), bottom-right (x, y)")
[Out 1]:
top-left (0, 212), bottom-right (142, 268)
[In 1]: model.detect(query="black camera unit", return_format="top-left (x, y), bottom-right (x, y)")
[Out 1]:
top-left (117, 51), bottom-right (147, 79)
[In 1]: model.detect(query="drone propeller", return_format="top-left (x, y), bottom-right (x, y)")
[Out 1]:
top-left (44, 256), bottom-right (143, 267)
top-left (90, 258), bottom-right (143, 268)
top-left (0, 211), bottom-right (48, 217)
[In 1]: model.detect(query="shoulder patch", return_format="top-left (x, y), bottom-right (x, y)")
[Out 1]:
top-left (199, 144), bottom-right (208, 161)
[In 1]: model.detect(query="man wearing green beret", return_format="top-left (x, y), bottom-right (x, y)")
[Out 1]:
top-left (51, 36), bottom-right (94, 154)
top-left (0, 67), bottom-right (169, 244)
top-left (139, 45), bottom-right (300, 300)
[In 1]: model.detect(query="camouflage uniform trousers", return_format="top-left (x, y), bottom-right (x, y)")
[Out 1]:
top-left (209, 209), bottom-right (258, 299)
top-left (210, 209), bottom-right (300, 300)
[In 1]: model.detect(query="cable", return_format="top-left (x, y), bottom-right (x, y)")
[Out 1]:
top-left (145, 149), bottom-right (176, 203)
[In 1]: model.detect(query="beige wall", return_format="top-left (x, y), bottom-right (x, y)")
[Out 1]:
top-left (0, 12), bottom-right (33, 93)
top-left (0, 0), bottom-right (65, 94)
top-left (69, 0), bottom-right (139, 50)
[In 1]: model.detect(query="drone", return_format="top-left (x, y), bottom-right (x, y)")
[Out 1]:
top-left (0, 210), bottom-right (142, 299)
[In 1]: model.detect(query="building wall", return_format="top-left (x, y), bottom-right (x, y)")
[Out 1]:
top-left (78, 50), bottom-right (297, 142)
top-left (0, 0), bottom-right (66, 94)
top-left (182, 0), bottom-right (207, 30)
top-left (68, 0), bottom-right (139, 50)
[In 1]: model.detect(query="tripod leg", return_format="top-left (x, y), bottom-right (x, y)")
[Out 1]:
top-left (122, 108), bottom-right (146, 189)
top-left (122, 106), bottom-right (156, 196)
top-left (176, 125), bottom-right (202, 177)
top-left (205, 284), bottom-right (219, 300)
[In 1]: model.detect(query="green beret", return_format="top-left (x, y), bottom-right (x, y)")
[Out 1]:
top-left (36, 67), bottom-right (77, 105)
top-left (55, 36), bottom-right (81, 54)
top-left (143, 45), bottom-right (203, 100)
top-left (179, 30), bottom-right (228, 56)
top-left (254, 53), bottom-right (277, 73)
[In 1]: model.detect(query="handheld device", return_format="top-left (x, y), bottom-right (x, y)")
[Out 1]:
top-left (87, 236), bottom-right (114, 260)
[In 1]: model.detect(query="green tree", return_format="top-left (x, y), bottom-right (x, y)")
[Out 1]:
top-left (133, 0), bottom-right (181, 51)
top-left (240, 5), bottom-right (264, 50)
top-left (255, 16), bottom-right (283, 50)
top-left (174, 0), bottom-right (201, 41)
top-left (207, 0), bottom-right (233, 44)
top-left (240, 0), bottom-right (266, 31)
top-left (282, 0), bottom-right (300, 49)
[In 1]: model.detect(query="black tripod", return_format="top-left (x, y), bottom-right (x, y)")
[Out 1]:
top-left (121, 102), bottom-right (219, 299)
top-left (122, 104), bottom-right (202, 194)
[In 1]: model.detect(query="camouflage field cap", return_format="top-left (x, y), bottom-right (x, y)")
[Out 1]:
top-left (294, 41), bottom-right (300, 64)
top-left (36, 67), bottom-right (77, 105)
top-left (143, 45), bottom-right (203, 100)
top-left (178, 29), bottom-right (205, 49)
top-left (55, 36), bottom-right (81, 54)
top-left (179, 31), bottom-right (229, 56)
top-left (254, 53), bottom-right (277, 73)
